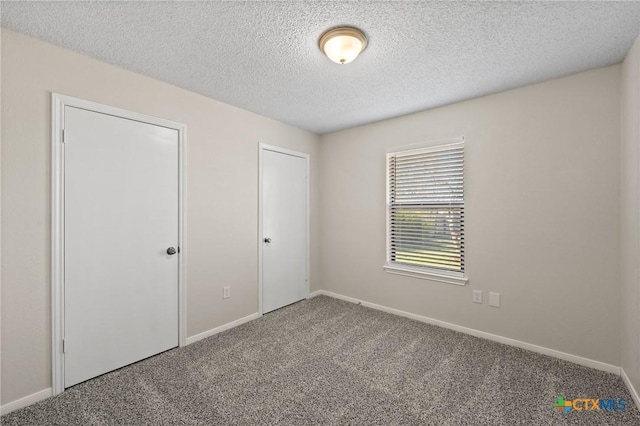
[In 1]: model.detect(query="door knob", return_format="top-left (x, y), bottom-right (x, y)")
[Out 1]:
top-left (264, 238), bottom-right (272, 243)
top-left (167, 247), bottom-right (177, 255)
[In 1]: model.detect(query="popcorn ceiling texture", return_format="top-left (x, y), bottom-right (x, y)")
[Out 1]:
top-left (2, 1), bottom-right (640, 134)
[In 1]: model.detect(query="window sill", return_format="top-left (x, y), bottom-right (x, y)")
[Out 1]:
top-left (383, 264), bottom-right (468, 286)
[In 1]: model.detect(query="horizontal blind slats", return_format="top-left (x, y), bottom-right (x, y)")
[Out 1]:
top-left (390, 224), bottom-right (464, 233)
top-left (393, 157), bottom-right (463, 169)
top-left (392, 255), bottom-right (463, 270)
top-left (391, 245), bottom-right (464, 254)
top-left (388, 143), bottom-right (465, 273)
top-left (390, 234), bottom-right (464, 243)
top-left (391, 237), bottom-right (464, 247)
top-left (393, 163), bottom-right (464, 174)
top-left (392, 164), bottom-right (463, 174)
top-left (393, 175), bottom-right (463, 183)
top-left (394, 197), bottom-right (463, 204)
top-left (395, 189), bottom-right (463, 196)
top-left (392, 255), bottom-right (464, 266)
top-left (390, 204), bottom-right (464, 208)
top-left (392, 249), bottom-right (463, 261)
top-left (390, 232), bottom-right (464, 241)
top-left (393, 148), bottom-right (463, 162)
top-left (391, 223), bottom-right (464, 230)
top-left (392, 179), bottom-right (463, 189)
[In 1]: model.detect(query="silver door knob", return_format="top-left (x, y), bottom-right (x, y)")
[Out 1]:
top-left (167, 247), bottom-right (177, 255)
top-left (264, 238), bottom-right (272, 243)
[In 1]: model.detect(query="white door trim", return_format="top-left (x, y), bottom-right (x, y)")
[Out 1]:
top-left (258, 143), bottom-right (310, 315)
top-left (51, 93), bottom-right (187, 395)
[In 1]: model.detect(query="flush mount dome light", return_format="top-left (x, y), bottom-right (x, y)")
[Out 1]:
top-left (319, 26), bottom-right (368, 64)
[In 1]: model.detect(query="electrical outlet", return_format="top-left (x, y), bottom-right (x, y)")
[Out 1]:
top-left (472, 290), bottom-right (482, 304)
top-left (489, 292), bottom-right (501, 308)
top-left (223, 286), bottom-right (231, 299)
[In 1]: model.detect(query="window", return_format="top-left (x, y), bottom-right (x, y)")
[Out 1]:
top-left (384, 140), bottom-right (467, 285)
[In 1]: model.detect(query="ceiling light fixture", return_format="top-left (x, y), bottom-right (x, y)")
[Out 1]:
top-left (318, 26), bottom-right (368, 65)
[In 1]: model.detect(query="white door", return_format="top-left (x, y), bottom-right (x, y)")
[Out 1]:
top-left (262, 148), bottom-right (308, 314)
top-left (64, 106), bottom-right (179, 387)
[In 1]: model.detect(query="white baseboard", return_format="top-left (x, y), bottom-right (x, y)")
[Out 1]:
top-left (622, 369), bottom-right (640, 408)
top-left (2, 313), bottom-right (261, 415)
top-left (310, 290), bottom-right (620, 375)
top-left (1, 388), bottom-right (52, 416)
top-left (186, 312), bottom-right (261, 345)
top-left (1, 295), bottom-right (622, 416)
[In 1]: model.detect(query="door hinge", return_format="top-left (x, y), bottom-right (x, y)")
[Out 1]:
top-left (62, 339), bottom-right (66, 353)
top-left (61, 129), bottom-right (65, 143)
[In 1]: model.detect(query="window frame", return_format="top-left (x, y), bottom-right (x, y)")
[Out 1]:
top-left (383, 138), bottom-right (468, 286)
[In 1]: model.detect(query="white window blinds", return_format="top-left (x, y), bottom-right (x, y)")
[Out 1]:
top-left (387, 141), bottom-right (465, 275)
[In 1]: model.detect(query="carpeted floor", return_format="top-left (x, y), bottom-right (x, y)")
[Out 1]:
top-left (2, 295), bottom-right (639, 425)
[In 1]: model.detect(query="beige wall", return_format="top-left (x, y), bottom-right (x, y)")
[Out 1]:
top-left (0, 29), bottom-right (320, 404)
top-left (621, 34), bottom-right (640, 393)
top-left (319, 66), bottom-right (621, 366)
top-left (1, 26), bottom-right (632, 408)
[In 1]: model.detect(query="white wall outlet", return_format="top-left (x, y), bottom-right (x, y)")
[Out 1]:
top-left (223, 286), bottom-right (231, 299)
top-left (489, 292), bottom-right (501, 308)
top-left (472, 290), bottom-right (482, 304)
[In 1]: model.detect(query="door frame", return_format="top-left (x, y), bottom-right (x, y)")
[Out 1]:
top-left (258, 143), bottom-right (310, 315)
top-left (51, 93), bottom-right (187, 395)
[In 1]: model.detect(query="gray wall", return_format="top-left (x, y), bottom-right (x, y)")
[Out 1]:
top-left (621, 34), bottom-right (640, 395)
top-left (318, 65), bottom-right (621, 366)
top-left (0, 29), bottom-right (320, 404)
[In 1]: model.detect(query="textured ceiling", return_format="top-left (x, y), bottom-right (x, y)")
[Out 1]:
top-left (2, 1), bottom-right (640, 134)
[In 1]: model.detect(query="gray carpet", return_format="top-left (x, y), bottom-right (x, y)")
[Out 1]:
top-left (2, 295), bottom-right (639, 425)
